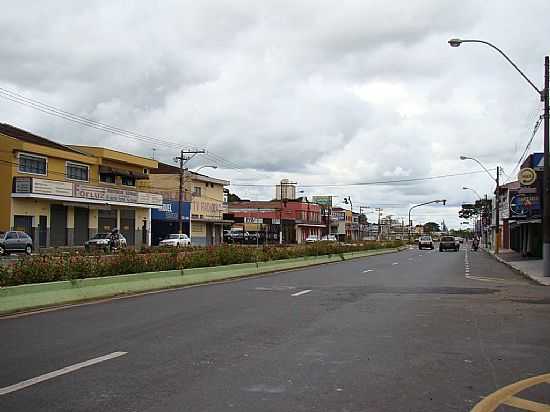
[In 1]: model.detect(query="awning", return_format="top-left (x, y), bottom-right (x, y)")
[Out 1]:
top-left (296, 223), bottom-right (326, 228)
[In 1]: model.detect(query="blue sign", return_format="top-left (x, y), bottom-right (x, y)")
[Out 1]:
top-left (510, 194), bottom-right (541, 218)
top-left (151, 201), bottom-right (191, 221)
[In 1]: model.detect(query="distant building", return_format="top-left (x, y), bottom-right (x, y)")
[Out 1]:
top-left (275, 179), bottom-right (296, 200)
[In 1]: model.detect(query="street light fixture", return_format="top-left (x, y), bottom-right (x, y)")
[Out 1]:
top-left (462, 186), bottom-right (482, 200)
top-left (460, 155), bottom-right (500, 253)
top-left (449, 37), bottom-right (549, 276)
top-left (408, 199), bottom-right (446, 243)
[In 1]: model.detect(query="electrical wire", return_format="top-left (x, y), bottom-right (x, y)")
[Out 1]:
top-left (230, 169), bottom-right (497, 187)
top-left (505, 114), bottom-right (543, 183)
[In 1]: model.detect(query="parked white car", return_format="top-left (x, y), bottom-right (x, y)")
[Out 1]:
top-left (159, 234), bottom-right (191, 247)
top-left (305, 235), bottom-right (320, 243)
top-left (321, 234), bottom-right (338, 242)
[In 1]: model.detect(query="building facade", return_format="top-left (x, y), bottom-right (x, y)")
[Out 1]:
top-left (0, 124), bottom-right (162, 249)
top-left (227, 198), bottom-right (323, 243)
top-left (146, 163), bottom-right (230, 246)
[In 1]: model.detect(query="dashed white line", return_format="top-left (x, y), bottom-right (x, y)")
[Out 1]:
top-left (291, 289), bottom-right (312, 297)
top-left (0, 351), bottom-right (127, 396)
top-left (363, 269), bottom-right (374, 273)
top-left (392, 262), bottom-right (399, 265)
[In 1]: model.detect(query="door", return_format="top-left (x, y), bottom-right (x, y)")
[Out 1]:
top-left (98, 209), bottom-right (117, 233)
top-left (39, 216), bottom-right (47, 248)
top-left (74, 207), bottom-right (89, 245)
top-left (120, 209), bottom-right (135, 246)
top-left (206, 223), bottom-right (213, 246)
top-left (50, 205), bottom-right (68, 246)
top-left (13, 215), bottom-right (33, 239)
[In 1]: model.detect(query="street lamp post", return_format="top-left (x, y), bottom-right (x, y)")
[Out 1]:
top-left (408, 199), bottom-right (446, 243)
top-left (449, 38), bottom-right (549, 276)
top-left (460, 156), bottom-right (500, 253)
top-left (462, 186), bottom-right (483, 241)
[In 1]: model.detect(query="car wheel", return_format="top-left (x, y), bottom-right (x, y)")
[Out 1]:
top-left (25, 245), bottom-right (32, 255)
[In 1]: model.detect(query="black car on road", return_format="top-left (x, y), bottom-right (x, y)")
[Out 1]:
top-left (439, 235), bottom-right (459, 252)
top-left (0, 231), bottom-right (33, 255)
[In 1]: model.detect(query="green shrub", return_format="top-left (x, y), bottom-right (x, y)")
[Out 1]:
top-left (1, 240), bottom-right (404, 286)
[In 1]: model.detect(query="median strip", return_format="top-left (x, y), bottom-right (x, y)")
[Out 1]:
top-left (0, 351), bottom-right (127, 396)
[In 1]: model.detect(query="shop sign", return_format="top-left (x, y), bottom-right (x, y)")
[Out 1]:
top-left (74, 183), bottom-right (163, 205)
top-left (510, 194), bottom-right (541, 217)
top-left (244, 217), bottom-right (263, 224)
top-left (33, 178), bottom-right (73, 197)
top-left (192, 200), bottom-right (223, 216)
top-left (14, 177), bottom-right (32, 193)
top-left (271, 219), bottom-right (281, 224)
top-left (518, 168), bottom-right (537, 186)
top-left (151, 201), bottom-right (191, 221)
top-left (137, 192), bottom-right (163, 206)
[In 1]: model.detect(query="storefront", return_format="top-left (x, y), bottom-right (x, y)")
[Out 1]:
top-left (150, 200), bottom-right (191, 245)
top-left (11, 176), bottom-right (162, 249)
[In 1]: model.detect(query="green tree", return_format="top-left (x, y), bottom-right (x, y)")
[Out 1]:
top-left (423, 222), bottom-right (440, 233)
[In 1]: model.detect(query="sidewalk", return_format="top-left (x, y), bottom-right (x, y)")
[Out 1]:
top-left (484, 248), bottom-right (550, 286)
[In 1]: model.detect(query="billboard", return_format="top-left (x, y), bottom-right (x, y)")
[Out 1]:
top-left (151, 201), bottom-right (191, 221)
top-left (312, 196), bottom-right (332, 208)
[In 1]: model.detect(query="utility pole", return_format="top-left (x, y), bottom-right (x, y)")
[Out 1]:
top-left (376, 208), bottom-right (383, 241)
top-left (175, 149), bottom-right (206, 235)
top-left (543, 56), bottom-right (550, 276)
top-left (495, 166), bottom-right (500, 254)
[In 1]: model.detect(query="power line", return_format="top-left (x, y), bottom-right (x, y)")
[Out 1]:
top-left (506, 114), bottom-right (544, 183)
top-left (0, 87), bottom-right (244, 171)
top-left (230, 169), bottom-right (497, 188)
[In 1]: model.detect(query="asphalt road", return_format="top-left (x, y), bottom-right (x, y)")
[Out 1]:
top-left (1, 244), bottom-right (550, 411)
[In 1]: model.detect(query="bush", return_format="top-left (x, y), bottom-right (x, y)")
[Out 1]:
top-left (0, 240), bottom-right (404, 286)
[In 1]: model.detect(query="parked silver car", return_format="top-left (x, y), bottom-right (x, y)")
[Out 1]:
top-left (0, 231), bottom-right (33, 255)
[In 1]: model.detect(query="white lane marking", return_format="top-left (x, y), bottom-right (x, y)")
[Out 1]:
top-left (392, 262), bottom-right (399, 265)
top-left (291, 289), bottom-right (312, 297)
top-left (0, 351), bottom-right (127, 396)
top-left (363, 269), bottom-right (374, 273)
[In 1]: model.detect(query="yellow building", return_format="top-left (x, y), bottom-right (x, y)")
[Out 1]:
top-left (145, 162), bottom-right (230, 245)
top-left (0, 123), bottom-right (162, 249)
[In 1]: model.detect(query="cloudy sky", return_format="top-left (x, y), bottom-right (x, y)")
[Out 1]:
top-left (1, 1), bottom-right (549, 228)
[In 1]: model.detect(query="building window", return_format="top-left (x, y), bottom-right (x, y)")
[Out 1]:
top-left (66, 162), bottom-right (89, 182)
top-left (100, 173), bottom-right (116, 184)
top-left (193, 186), bottom-right (201, 197)
top-left (143, 168), bottom-right (149, 174)
top-left (121, 175), bottom-right (135, 186)
top-left (18, 153), bottom-right (47, 175)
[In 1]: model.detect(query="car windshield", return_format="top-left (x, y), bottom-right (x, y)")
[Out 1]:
top-left (93, 233), bottom-right (109, 239)
top-left (420, 236), bottom-right (431, 241)
top-left (441, 236), bottom-right (454, 241)
top-left (167, 234), bottom-right (180, 239)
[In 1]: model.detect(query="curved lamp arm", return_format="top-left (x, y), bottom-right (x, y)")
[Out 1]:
top-left (449, 38), bottom-right (542, 97)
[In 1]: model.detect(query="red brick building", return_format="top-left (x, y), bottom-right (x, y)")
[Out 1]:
top-left (226, 199), bottom-right (324, 243)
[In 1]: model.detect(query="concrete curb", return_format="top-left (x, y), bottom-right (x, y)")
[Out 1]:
top-left (482, 248), bottom-right (550, 286)
top-left (0, 247), bottom-right (405, 315)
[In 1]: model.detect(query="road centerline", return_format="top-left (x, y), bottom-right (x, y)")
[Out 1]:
top-left (291, 289), bottom-right (312, 297)
top-left (0, 351), bottom-right (128, 396)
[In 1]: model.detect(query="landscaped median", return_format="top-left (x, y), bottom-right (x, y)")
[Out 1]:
top-left (0, 242), bottom-right (404, 315)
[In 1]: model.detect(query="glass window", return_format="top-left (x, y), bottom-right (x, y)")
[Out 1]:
top-left (121, 175), bottom-right (135, 186)
top-left (100, 173), bottom-right (116, 184)
top-left (19, 153), bottom-right (47, 175)
top-left (6, 232), bottom-right (17, 239)
top-left (193, 186), bottom-right (201, 197)
top-left (66, 163), bottom-right (89, 181)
